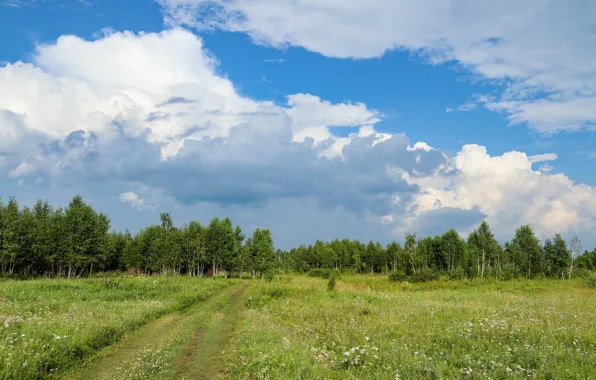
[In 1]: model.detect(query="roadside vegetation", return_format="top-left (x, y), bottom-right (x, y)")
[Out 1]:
top-left (0, 276), bottom-right (230, 379)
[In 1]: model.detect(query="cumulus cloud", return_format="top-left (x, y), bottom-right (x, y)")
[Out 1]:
top-left (286, 94), bottom-right (381, 143)
top-left (119, 191), bottom-right (155, 211)
top-left (1, 27), bottom-right (596, 247)
top-left (390, 145), bottom-right (596, 241)
top-left (157, 0), bottom-right (596, 133)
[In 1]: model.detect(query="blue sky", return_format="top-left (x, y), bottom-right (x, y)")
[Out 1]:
top-left (1, 0), bottom-right (596, 248)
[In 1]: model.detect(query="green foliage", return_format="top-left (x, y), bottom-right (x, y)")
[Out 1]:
top-left (498, 264), bottom-right (520, 280)
top-left (510, 225), bottom-right (544, 278)
top-left (411, 267), bottom-right (439, 283)
top-left (582, 272), bottom-right (596, 288)
top-left (447, 266), bottom-right (466, 281)
top-left (0, 195), bottom-right (280, 279)
top-left (252, 228), bottom-right (276, 277)
top-left (388, 270), bottom-right (407, 282)
top-left (263, 270), bottom-right (275, 282)
top-left (308, 268), bottom-right (331, 278)
top-left (1, 194), bottom-right (595, 283)
top-left (327, 274), bottom-right (337, 291)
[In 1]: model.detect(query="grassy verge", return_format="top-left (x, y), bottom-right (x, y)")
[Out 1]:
top-left (0, 276), bottom-right (231, 379)
top-left (223, 275), bottom-right (596, 379)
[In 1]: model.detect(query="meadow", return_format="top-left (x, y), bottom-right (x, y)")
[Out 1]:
top-left (0, 274), bottom-right (595, 379)
top-left (0, 276), bottom-right (231, 379)
top-left (224, 275), bottom-right (596, 379)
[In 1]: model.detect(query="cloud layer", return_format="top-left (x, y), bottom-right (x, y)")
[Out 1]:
top-left (157, 0), bottom-right (596, 134)
top-left (1, 28), bottom-right (596, 247)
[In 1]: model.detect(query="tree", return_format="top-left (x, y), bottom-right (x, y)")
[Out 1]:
top-left (404, 233), bottom-right (417, 275)
top-left (252, 228), bottom-right (275, 277)
top-left (544, 234), bottom-right (570, 279)
top-left (510, 225), bottom-right (543, 278)
top-left (386, 242), bottom-right (403, 272)
top-left (0, 198), bottom-right (21, 274)
top-left (569, 236), bottom-right (582, 280)
top-left (440, 229), bottom-right (466, 273)
top-left (206, 217), bottom-right (235, 277)
top-left (183, 221), bottom-right (207, 276)
top-left (468, 221), bottom-right (500, 278)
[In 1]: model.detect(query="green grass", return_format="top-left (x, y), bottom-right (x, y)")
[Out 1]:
top-left (223, 275), bottom-right (596, 379)
top-left (67, 283), bottom-right (248, 380)
top-left (0, 276), bottom-right (231, 379)
top-left (2, 274), bottom-right (594, 379)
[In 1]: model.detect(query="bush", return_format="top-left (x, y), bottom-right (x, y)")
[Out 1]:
top-left (498, 264), bottom-right (519, 281)
top-left (582, 272), bottom-right (596, 288)
top-left (388, 271), bottom-right (408, 282)
top-left (447, 267), bottom-right (466, 281)
top-left (331, 268), bottom-right (342, 279)
top-left (263, 270), bottom-right (275, 282)
top-left (327, 275), bottom-right (337, 291)
top-left (308, 268), bottom-right (331, 279)
top-left (411, 268), bottom-right (439, 283)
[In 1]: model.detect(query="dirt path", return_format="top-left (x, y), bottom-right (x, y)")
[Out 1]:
top-left (66, 283), bottom-right (248, 380)
top-left (175, 283), bottom-right (247, 379)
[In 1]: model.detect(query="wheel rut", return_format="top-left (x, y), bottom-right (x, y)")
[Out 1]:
top-left (66, 283), bottom-right (249, 380)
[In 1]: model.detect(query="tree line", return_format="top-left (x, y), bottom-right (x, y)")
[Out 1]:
top-left (280, 222), bottom-right (596, 280)
top-left (0, 196), bottom-right (277, 278)
top-left (1, 195), bottom-right (595, 279)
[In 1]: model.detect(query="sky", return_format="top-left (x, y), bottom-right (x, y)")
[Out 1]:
top-left (1, 0), bottom-right (596, 249)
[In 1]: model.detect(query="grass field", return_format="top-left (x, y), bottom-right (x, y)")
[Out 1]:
top-left (224, 275), bottom-right (596, 379)
top-left (0, 275), bottom-right (595, 379)
top-left (0, 276), bottom-right (231, 379)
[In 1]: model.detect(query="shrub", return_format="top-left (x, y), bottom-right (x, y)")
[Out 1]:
top-left (308, 268), bottom-right (331, 279)
top-left (331, 268), bottom-right (342, 279)
top-left (582, 272), bottom-right (596, 288)
top-left (388, 271), bottom-right (408, 282)
top-left (411, 268), bottom-right (439, 283)
top-left (447, 267), bottom-right (466, 281)
top-left (498, 264), bottom-right (519, 281)
top-left (327, 275), bottom-right (337, 291)
top-left (263, 270), bottom-right (275, 282)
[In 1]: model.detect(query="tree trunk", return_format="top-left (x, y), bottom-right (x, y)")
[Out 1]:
top-left (481, 248), bottom-right (485, 278)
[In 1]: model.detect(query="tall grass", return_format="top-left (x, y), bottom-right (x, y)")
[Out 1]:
top-left (0, 276), bottom-right (230, 379)
top-left (224, 275), bottom-right (596, 379)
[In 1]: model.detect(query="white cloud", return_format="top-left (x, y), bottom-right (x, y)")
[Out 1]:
top-left (1, 0), bottom-right (36, 7)
top-left (390, 145), bottom-right (596, 241)
top-left (528, 153), bottom-right (557, 164)
top-left (286, 93), bottom-right (381, 144)
top-left (157, 0), bottom-right (596, 133)
top-left (1, 0), bottom-right (96, 8)
top-left (1, 27), bottom-right (596, 247)
top-left (0, 29), bottom-right (380, 161)
top-left (455, 100), bottom-right (477, 112)
top-left (407, 142), bottom-right (434, 152)
top-left (119, 191), bottom-right (155, 211)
